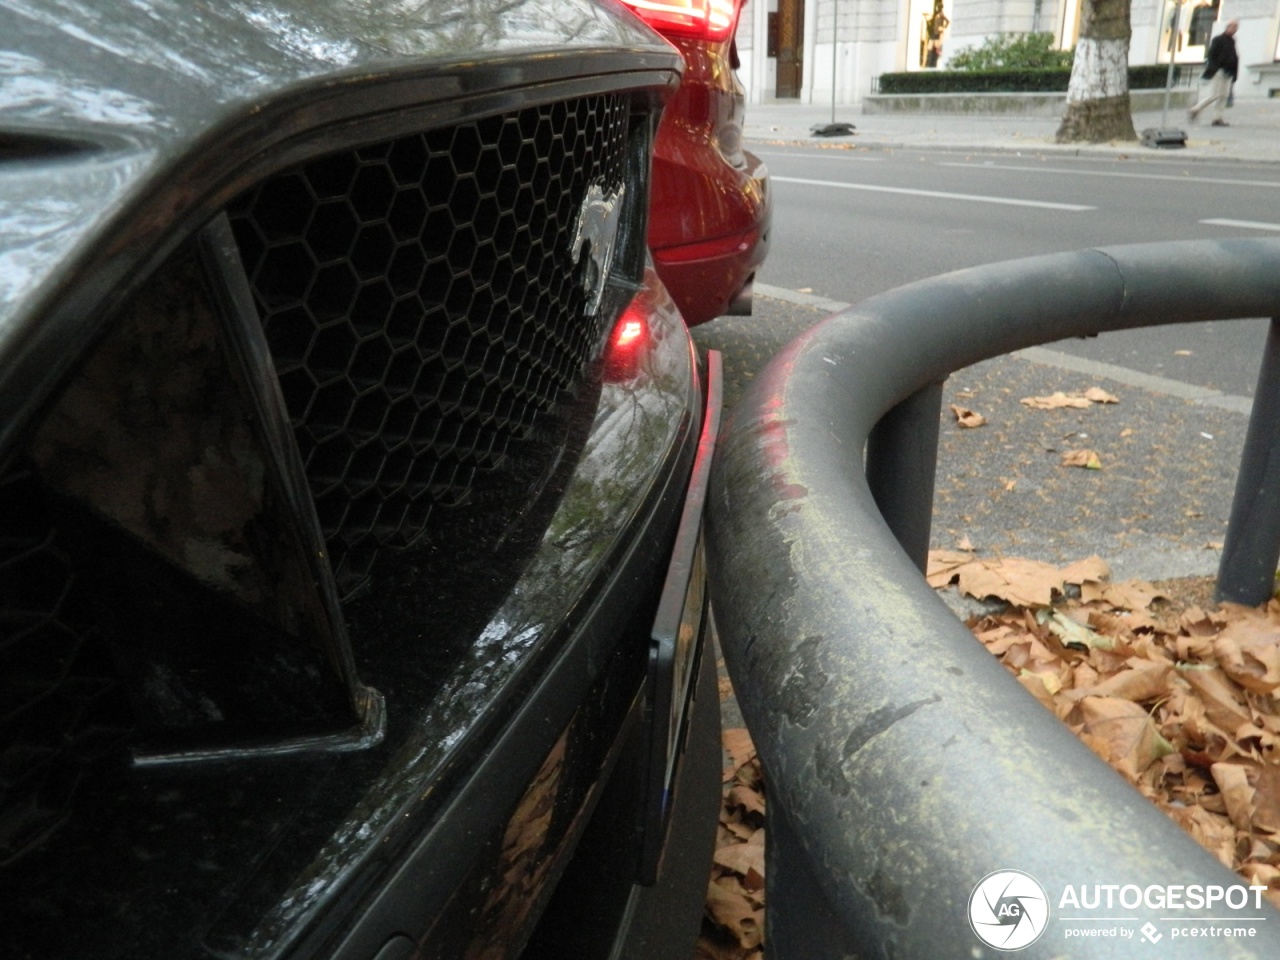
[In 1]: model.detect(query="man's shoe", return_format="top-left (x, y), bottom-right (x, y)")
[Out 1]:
top-left (1187, 109), bottom-right (1198, 123)
top-left (1211, 119), bottom-right (1229, 127)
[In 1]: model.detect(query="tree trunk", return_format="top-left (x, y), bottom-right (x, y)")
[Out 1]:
top-left (1055, 0), bottom-right (1137, 143)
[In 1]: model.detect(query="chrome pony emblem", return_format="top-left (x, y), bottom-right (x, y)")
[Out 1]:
top-left (570, 182), bottom-right (625, 317)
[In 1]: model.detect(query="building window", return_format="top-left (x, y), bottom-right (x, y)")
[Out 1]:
top-left (1060, 0), bottom-right (1082, 50)
top-left (907, 0), bottom-right (950, 69)
top-left (1159, 0), bottom-right (1220, 65)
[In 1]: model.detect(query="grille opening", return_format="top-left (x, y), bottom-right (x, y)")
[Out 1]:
top-left (0, 88), bottom-right (650, 884)
top-left (0, 466), bottom-right (133, 867)
top-left (0, 131), bottom-right (97, 161)
top-left (228, 93), bottom-right (639, 597)
top-left (0, 242), bottom-right (373, 858)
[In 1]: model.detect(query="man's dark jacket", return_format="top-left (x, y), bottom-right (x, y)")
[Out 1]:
top-left (1203, 31), bottom-right (1239, 81)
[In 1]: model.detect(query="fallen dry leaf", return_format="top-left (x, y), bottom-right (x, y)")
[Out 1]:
top-left (1060, 555), bottom-right (1111, 585)
top-left (1061, 449), bottom-right (1102, 470)
top-left (718, 674), bottom-right (735, 702)
top-left (1084, 658), bottom-right (1172, 703)
top-left (958, 557), bottom-right (1063, 607)
top-left (1180, 665), bottom-right (1254, 737)
top-left (1072, 696), bottom-right (1175, 779)
top-left (706, 877), bottom-right (764, 950)
top-left (1081, 579), bottom-right (1168, 611)
top-left (701, 727), bottom-right (766, 960)
top-left (1167, 803), bottom-right (1237, 868)
top-left (927, 552), bottom-right (1108, 608)
top-left (1044, 608), bottom-right (1113, 651)
top-left (949, 404), bottom-right (986, 428)
top-left (713, 828), bottom-right (765, 879)
top-left (925, 548), bottom-right (979, 589)
top-left (727, 783), bottom-right (766, 818)
top-left (1021, 388), bottom-right (1119, 409)
top-left (936, 557), bottom-right (1280, 907)
top-left (1213, 615), bottom-right (1280, 694)
top-left (1021, 391), bottom-right (1092, 409)
top-left (1211, 762), bottom-right (1258, 833)
top-left (722, 727), bottom-right (756, 781)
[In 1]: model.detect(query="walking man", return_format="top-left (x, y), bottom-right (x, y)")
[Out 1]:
top-left (1188, 19), bottom-right (1239, 127)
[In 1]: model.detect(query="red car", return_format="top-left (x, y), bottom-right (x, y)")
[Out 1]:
top-left (622, 0), bottom-right (771, 326)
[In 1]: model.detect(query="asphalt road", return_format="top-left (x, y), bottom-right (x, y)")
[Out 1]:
top-left (751, 144), bottom-right (1280, 398)
top-left (691, 142), bottom-right (1279, 581)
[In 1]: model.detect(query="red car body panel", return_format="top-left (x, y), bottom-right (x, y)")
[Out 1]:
top-left (646, 28), bottom-right (771, 326)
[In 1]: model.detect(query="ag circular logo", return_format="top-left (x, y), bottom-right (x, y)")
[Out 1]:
top-left (968, 869), bottom-right (1050, 951)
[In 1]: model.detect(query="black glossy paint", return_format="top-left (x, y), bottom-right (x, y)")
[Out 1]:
top-left (4, 268), bottom-right (700, 960)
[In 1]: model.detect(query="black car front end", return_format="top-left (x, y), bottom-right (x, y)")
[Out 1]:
top-left (0, 2), bottom-right (721, 957)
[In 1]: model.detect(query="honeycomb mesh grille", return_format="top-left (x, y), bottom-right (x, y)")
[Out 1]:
top-left (0, 467), bottom-right (132, 865)
top-left (228, 94), bottom-right (633, 593)
top-left (0, 91), bottom-right (641, 859)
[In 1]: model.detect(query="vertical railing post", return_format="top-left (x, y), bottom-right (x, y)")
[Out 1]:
top-left (1218, 317), bottom-right (1280, 605)
top-left (764, 797), bottom-right (866, 960)
top-left (865, 381), bottom-right (943, 573)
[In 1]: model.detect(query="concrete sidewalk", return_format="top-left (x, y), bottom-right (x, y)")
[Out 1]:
top-left (744, 98), bottom-right (1280, 163)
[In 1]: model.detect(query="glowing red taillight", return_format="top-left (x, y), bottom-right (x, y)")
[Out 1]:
top-left (621, 0), bottom-right (739, 42)
top-left (605, 309), bottom-right (651, 382)
top-left (615, 318), bottom-right (646, 348)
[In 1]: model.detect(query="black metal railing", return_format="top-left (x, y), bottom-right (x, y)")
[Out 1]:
top-left (706, 238), bottom-right (1280, 959)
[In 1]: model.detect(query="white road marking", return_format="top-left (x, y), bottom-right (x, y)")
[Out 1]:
top-left (752, 148), bottom-right (884, 162)
top-left (771, 175), bottom-right (1095, 211)
top-left (941, 162), bottom-right (1280, 189)
top-left (1200, 218), bottom-right (1280, 233)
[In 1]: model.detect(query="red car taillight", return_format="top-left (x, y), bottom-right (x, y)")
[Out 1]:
top-left (605, 307), bottom-right (652, 382)
top-left (621, 0), bottom-right (739, 42)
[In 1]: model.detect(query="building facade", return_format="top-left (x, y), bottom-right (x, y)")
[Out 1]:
top-left (736, 0), bottom-right (1280, 105)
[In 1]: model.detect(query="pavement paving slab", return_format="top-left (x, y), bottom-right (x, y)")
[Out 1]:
top-left (934, 351), bottom-right (1243, 582)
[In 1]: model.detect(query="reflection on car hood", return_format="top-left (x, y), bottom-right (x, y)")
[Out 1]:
top-left (0, 0), bottom-right (662, 142)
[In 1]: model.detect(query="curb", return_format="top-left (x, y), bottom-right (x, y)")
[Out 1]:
top-left (747, 131), bottom-right (1280, 165)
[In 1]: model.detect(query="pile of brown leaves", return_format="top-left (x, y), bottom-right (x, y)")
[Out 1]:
top-left (929, 549), bottom-right (1280, 907)
top-left (696, 705), bottom-right (766, 958)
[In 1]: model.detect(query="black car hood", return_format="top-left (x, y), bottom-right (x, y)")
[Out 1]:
top-left (1, 0), bottom-right (668, 141)
top-left (0, 0), bottom-right (679, 451)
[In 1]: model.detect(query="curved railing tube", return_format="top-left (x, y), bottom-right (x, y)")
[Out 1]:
top-left (707, 238), bottom-right (1280, 959)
